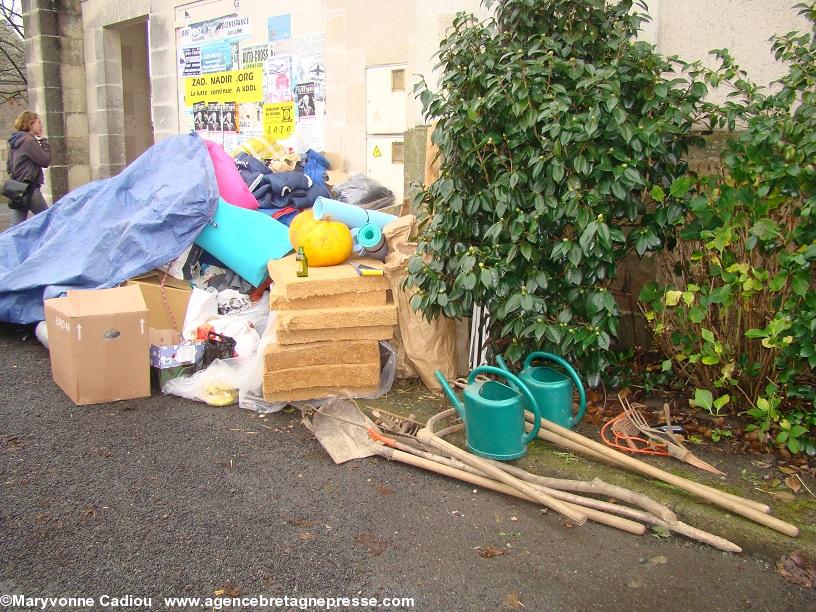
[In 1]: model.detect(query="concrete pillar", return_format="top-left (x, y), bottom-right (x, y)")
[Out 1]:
top-left (21, 0), bottom-right (90, 201)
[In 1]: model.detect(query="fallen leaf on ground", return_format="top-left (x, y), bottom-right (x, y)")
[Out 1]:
top-left (648, 555), bottom-right (668, 565)
top-left (93, 448), bottom-right (113, 458)
top-left (779, 466), bottom-right (798, 475)
top-left (376, 485), bottom-right (395, 496)
top-left (502, 592), bottom-right (524, 608)
top-left (477, 546), bottom-right (506, 558)
top-left (777, 550), bottom-right (816, 589)
top-left (784, 475), bottom-right (802, 493)
top-left (758, 489), bottom-right (796, 503)
top-left (354, 532), bottom-right (389, 556)
top-left (85, 506), bottom-right (96, 518)
top-left (214, 582), bottom-right (241, 597)
top-left (286, 517), bottom-right (318, 528)
top-left (298, 532), bottom-right (315, 542)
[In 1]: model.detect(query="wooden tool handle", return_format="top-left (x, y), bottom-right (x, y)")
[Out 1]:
top-left (528, 415), bottom-right (798, 537)
top-left (417, 428), bottom-right (588, 525)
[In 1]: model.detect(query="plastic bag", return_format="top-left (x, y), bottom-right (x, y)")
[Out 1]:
top-left (182, 287), bottom-right (218, 340)
top-left (332, 174), bottom-right (395, 210)
top-left (200, 331), bottom-right (237, 369)
top-left (209, 315), bottom-right (260, 359)
top-left (162, 357), bottom-right (248, 406)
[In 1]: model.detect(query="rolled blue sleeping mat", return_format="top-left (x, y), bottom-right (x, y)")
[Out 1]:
top-left (356, 222), bottom-right (388, 261)
top-left (195, 198), bottom-right (293, 287)
top-left (312, 196), bottom-right (397, 229)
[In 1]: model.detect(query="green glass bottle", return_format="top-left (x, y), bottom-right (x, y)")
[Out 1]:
top-left (296, 246), bottom-right (309, 277)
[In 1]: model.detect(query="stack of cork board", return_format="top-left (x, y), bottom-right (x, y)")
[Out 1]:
top-left (263, 255), bottom-right (396, 402)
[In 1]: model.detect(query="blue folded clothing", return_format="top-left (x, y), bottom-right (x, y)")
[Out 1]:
top-left (303, 149), bottom-right (330, 185)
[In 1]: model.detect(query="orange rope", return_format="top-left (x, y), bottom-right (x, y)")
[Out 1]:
top-left (600, 413), bottom-right (670, 456)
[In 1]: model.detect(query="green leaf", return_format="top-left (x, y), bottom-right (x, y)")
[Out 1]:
top-left (661, 359), bottom-right (672, 372)
top-left (791, 275), bottom-right (809, 297)
top-left (650, 185), bottom-right (665, 202)
top-left (663, 290), bottom-right (682, 306)
top-left (623, 167), bottom-right (644, 186)
top-left (790, 425), bottom-right (809, 438)
top-left (693, 388), bottom-right (713, 411)
top-left (669, 176), bottom-right (693, 198)
top-left (713, 394), bottom-right (730, 411)
top-left (701, 328), bottom-right (715, 344)
top-left (750, 218), bottom-right (781, 241)
top-left (552, 160), bottom-right (565, 183)
top-left (461, 272), bottom-right (477, 291)
top-left (788, 437), bottom-right (801, 454)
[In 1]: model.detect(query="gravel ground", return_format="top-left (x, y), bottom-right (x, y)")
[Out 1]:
top-left (1, 321), bottom-right (815, 611)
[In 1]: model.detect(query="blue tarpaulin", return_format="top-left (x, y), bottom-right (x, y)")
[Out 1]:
top-left (0, 133), bottom-right (219, 324)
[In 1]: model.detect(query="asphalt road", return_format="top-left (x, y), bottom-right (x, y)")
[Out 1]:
top-left (1, 322), bottom-right (814, 611)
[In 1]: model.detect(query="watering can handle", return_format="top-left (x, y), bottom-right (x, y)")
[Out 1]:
top-left (469, 365), bottom-right (541, 444)
top-left (523, 352), bottom-right (587, 427)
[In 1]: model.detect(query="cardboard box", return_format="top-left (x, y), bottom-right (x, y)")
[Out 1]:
top-left (149, 329), bottom-right (205, 390)
top-left (127, 271), bottom-right (192, 333)
top-left (44, 285), bottom-right (150, 405)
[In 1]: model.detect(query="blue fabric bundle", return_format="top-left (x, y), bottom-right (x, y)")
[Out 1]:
top-left (0, 133), bottom-right (218, 323)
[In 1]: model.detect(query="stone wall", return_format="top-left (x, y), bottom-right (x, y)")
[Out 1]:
top-left (21, 0), bottom-right (90, 202)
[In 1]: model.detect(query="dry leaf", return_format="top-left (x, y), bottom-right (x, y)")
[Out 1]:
top-left (298, 532), bottom-right (315, 542)
top-left (779, 466), bottom-right (798, 475)
top-left (376, 485), bottom-right (395, 496)
top-left (785, 475), bottom-right (802, 494)
top-left (770, 490), bottom-right (796, 503)
top-left (93, 448), bottom-right (113, 458)
top-left (777, 550), bottom-right (816, 589)
top-left (478, 545), bottom-right (506, 559)
top-left (354, 532), bottom-right (389, 556)
top-left (502, 592), bottom-right (524, 608)
top-left (287, 517), bottom-right (318, 528)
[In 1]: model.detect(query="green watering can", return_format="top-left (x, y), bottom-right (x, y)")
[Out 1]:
top-left (434, 365), bottom-right (541, 461)
top-left (496, 352), bottom-right (587, 430)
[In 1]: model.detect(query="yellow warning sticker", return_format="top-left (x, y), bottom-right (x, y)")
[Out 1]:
top-left (372, 145), bottom-right (382, 158)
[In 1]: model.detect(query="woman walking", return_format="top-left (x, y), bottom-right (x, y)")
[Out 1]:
top-left (6, 110), bottom-right (50, 226)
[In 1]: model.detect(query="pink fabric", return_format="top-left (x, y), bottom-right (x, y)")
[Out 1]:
top-left (204, 139), bottom-right (259, 210)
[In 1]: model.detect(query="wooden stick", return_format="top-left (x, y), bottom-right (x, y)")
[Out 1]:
top-left (528, 421), bottom-right (771, 514)
top-left (526, 414), bottom-right (798, 537)
top-left (417, 428), bottom-right (589, 525)
top-left (421, 422), bottom-right (677, 523)
top-left (375, 445), bottom-right (644, 534)
top-left (379, 441), bottom-right (739, 550)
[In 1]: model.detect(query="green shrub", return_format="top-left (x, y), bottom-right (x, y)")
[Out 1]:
top-left (406, 0), bottom-right (713, 385)
top-left (639, 2), bottom-right (816, 454)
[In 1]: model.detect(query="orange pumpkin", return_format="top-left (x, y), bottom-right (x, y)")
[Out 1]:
top-left (298, 219), bottom-right (353, 267)
top-left (288, 209), bottom-right (316, 249)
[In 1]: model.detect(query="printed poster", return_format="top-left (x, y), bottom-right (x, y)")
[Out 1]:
top-left (206, 102), bottom-right (222, 140)
top-left (180, 15), bottom-right (251, 48)
top-left (240, 42), bottom-right (274, 69)
top-left (263, 102), bottom-right (295, 141)
top-left (296, 83), bottom-right (316, 118)
top-left (201, 39), bottom-right (235, 74)
top-left (180, 46), bottom-right (201, 77)
top-left (184, 68), bottom-right (263, 104)
top-left (267, 14), bottom-right (291, 41)
top-left (264, 55), bottom-right (293, 103)
top-left (192, 101), bottom-right (207, 134)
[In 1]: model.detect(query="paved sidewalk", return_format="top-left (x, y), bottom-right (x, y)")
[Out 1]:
top-left (1, 323), bottom-right (814, 611)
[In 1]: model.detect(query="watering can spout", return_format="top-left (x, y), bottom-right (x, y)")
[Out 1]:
top-left (435, 370), bottom-right (465, 418)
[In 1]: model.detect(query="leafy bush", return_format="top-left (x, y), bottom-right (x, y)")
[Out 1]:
top-left (639, 2), bottom-right (816, 454)
top-left (406, 0), bottom-right (713, 385)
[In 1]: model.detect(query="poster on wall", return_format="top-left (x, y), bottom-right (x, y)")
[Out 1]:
top-left (296, 83), bottom-right (316, 118)
top-left (267, 14), bottom-right (291, 42)
top-left (263, 102), bottom-right (295, 141)
top-left (180, 15), bottom-right (251, 48)
top-left (264, 56), bottom-right (293, 103)
top-left (240, 42), bottom-right (274, 69)
top-left (180, 46), bottom-right (201, 77)
top-left (175, 12), bottom-right (325, 155)
top-left (201, 39), bottom-right (235, 73)
top-left (193, 101), bottom-right (207, 135)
